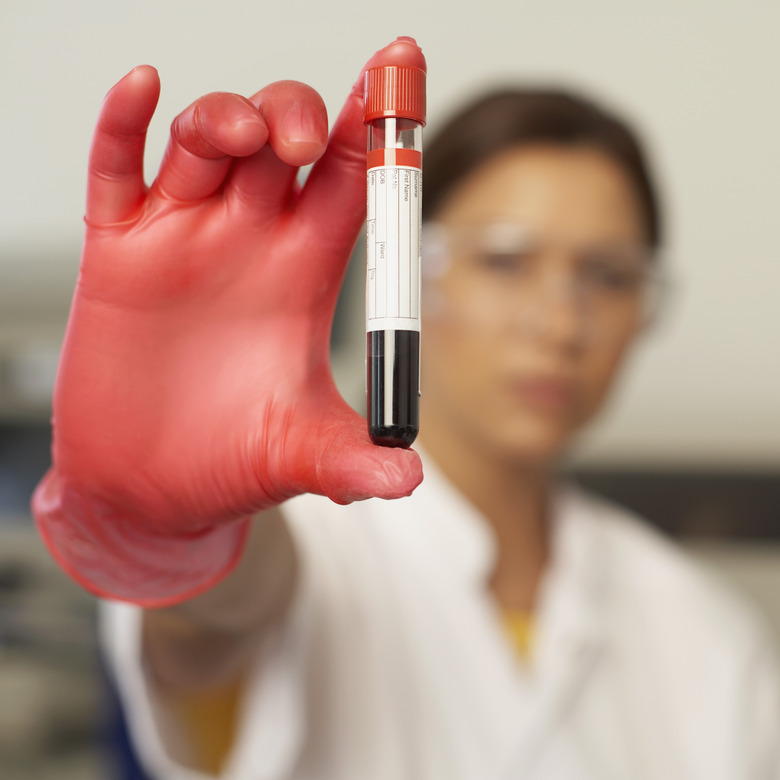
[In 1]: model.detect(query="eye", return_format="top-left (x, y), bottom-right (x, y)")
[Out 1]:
top-left (474, 250), bottom-right (533, 274)
top-left (580, 253), bottom-right (645, 292)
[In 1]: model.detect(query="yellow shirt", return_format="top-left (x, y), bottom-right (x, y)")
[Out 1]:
top-left (171, 681), bottom-right (241, 776)
top-left (502, 610), bottom-right (535, 660)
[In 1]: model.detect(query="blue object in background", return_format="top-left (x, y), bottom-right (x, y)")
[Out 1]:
top-left (101, 658), bottom-right (152, 780)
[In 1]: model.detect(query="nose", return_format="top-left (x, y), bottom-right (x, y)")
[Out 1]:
top-left (510, 255), bottom-right (589, 351)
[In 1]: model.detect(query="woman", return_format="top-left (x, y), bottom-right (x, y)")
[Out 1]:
top-left (34, 38), bottom-right (779, 778)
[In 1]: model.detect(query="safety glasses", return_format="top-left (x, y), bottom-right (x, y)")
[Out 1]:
top-left (422, 222), bottom-right (669, 345)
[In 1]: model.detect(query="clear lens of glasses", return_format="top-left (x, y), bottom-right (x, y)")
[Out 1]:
top-left (422, 222), bottom-right (667, 345)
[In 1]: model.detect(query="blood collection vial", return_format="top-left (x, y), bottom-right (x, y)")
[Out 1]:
top-left (364, 62), bottom-right (426, 447)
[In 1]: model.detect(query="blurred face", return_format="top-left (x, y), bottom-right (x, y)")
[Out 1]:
top-left (420, 144), bottom-right (652, 463)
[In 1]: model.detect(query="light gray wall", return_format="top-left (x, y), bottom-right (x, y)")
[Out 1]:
top-left (2, 0), bottom-right (778, 465)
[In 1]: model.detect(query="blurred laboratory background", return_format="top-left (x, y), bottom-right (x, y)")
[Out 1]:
top-left (1, 0), bottom-right (778, 777)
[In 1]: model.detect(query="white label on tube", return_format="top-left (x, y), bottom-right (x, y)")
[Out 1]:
top-left (366, 165), bottom-right (422, 332)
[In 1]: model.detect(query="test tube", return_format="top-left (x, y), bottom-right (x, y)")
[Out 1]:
top-left (364, 63), bottom-right (426, 448)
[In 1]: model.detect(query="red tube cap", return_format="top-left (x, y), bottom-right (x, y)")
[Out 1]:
top-left (364, 65), bottom-right (426, 126)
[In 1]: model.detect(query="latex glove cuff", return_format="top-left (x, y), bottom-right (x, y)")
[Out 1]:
top-left (33, 469), bottom-right (251, 607)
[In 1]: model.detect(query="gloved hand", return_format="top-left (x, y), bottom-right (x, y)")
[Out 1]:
top-left (32, 38), bottom-right (425, 607)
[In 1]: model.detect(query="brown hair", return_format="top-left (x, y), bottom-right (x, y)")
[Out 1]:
top-left (422, 88), bottom-right (662, 248)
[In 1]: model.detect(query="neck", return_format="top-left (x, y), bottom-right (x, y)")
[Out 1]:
top-left (419, 419), bottom-right (554, 614)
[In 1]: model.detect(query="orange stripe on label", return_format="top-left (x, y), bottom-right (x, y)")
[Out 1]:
top-left (367, 148), bottom-right (422, 171)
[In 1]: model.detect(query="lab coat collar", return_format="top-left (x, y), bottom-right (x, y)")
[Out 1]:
top-left (414, 450), bottom-right (611, 640)
top-left (411, 447), bottom-right (499, 587)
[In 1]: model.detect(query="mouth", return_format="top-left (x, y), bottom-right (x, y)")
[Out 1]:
top-left (506, 375), bottom-right (578, 415)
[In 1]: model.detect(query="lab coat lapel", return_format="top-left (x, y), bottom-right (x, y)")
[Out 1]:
top-left (496, 486), bottom-right (611, 778)
top-left (374, 454), bottom-right (527, 777)
top-left (393, 457), bottom-right (610, 777)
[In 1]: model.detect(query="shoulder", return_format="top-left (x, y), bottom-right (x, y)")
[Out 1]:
top-left (567, 486), bottom-right (777, 665)
top-left (569, 488), bottom-right (780, 767)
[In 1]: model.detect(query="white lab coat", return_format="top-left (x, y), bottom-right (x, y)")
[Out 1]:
top-left (101, 455), bottom-right (780, 780)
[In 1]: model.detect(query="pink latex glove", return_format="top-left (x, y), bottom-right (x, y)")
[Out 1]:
top-left (32, 38), bottom-right (425, 607)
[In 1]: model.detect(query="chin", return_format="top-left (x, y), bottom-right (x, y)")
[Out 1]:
top-left (478, 417), bottom-right (573, 467)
